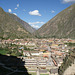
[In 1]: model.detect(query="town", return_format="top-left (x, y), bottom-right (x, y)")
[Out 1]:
top-left (0, 38), bottom-right (75, 75)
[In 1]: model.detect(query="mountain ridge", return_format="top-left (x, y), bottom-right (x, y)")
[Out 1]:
top-left (7, 13), bottom-right (36, 33)
top-left (0, 7), bottom-right (32, 39)
top-left (35, 4), bottom-right (75, 39)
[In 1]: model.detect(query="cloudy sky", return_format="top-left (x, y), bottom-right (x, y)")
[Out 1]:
top-left (0, 0), bottom-right (75, 29)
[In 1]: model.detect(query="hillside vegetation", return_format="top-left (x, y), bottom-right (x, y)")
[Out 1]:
top-left (36, 4), bottom-right (75, 39)
top-left (7, 13), bottom-right (36, 33)
top-left (0, 7), bottom-right (32, 39)
top-left (58, 48), bottom-right (75, 75)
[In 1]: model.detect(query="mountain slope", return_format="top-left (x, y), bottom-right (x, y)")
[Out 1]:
top-left (0, 7), bottom-right (32, 39)
top-left (36, 4), bottom-right (75, 38)
top-left (7, 13), bottom-right (36, 33)
top-left (58, 48), bottom-right (75, 75)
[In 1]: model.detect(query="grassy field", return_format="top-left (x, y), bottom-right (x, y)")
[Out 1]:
top-left (29, 72), bottom-right (36, 75)
top-left (29, 72), bottom-right (49, 75)
top-left (40, 74), bottom-right (49, 75)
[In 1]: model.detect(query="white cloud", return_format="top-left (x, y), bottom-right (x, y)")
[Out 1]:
top-left (13, 13), bottom-right (17, 16)
top-left (8, 9), bottom-right (12, 13)
top-left (63, 0), bottom-right (75, 3)
top-left (17, 4), bottom-right (19, 7)
top-left (28, 21), bottom-right (44, 29)
top-left (29, 22), bottom-right (44, 25)
top-left (29, 10), bottom-right (41, 16)
top-left (31, 25), bottom-right (39, 29)
top-left (51, 10), bottom-right (55, 13)
top-left (15, 8), bottom-right (17, 10)
top-left (14, 4), bottom-right (19, 10)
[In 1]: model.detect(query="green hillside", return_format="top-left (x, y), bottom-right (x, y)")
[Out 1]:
top-left (0, 7), bottom-right (32, 39)
top-left (36, 4), bottom-right (75, 39)
top-left (7, 13), bottom-right (36, 33)
top-left (58, 48), bottom-right (75, 75)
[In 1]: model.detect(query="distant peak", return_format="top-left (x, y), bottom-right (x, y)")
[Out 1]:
top-left (0, 7), bottom-right (4, 12)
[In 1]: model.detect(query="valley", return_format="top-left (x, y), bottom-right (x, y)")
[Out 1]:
top-left (0, 1), bottom-right (75, 75)
top-left (0, 38), bottom-right (75, 75)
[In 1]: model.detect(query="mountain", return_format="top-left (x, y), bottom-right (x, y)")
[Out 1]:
top-left (0, 7), bottom-right (32, 39)
top-left (7, 13), bottom-right (36, 33)
top-left (58, 48), bottom-right (75, 75)
top-left (36, 4), bottom-right (75, 39)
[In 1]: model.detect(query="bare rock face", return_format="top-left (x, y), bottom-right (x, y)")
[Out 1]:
top-left (36, 4), bottom-right (75, 39)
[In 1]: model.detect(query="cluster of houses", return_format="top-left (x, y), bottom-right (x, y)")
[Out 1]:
top-left (0, 38), bottom-right (75, 75)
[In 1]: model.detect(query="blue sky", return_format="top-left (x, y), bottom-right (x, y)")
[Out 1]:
top-left (0, 0), bottom-right (75, 29)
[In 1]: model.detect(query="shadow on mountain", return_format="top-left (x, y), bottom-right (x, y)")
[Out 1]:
top-left (0, 54), bottom-right (31, 75)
